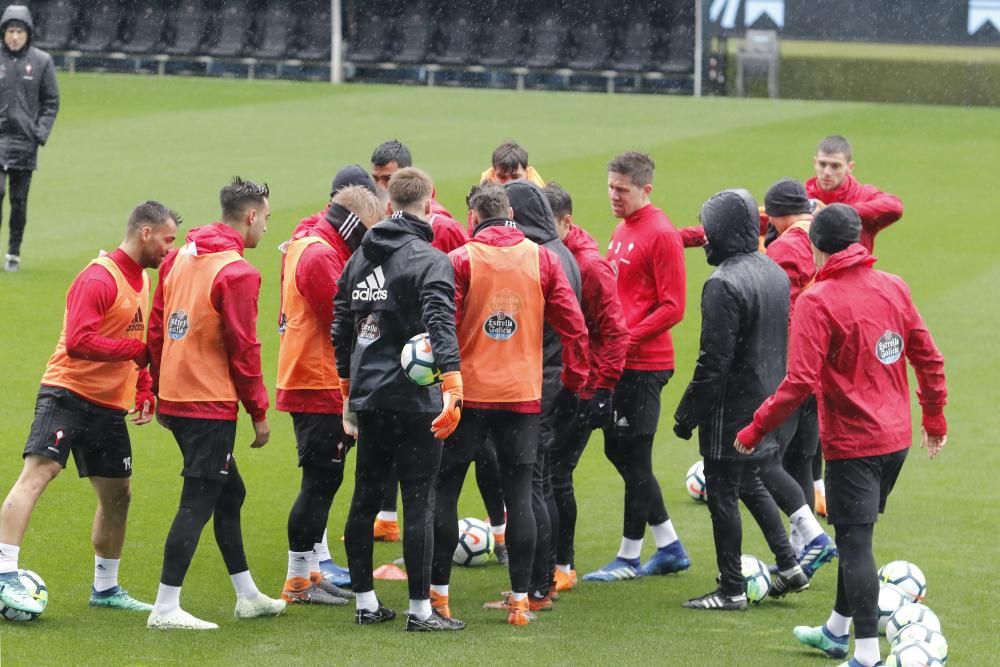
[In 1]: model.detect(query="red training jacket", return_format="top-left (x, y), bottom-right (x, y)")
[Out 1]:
top-left (562, 223), bottom-right (628, 398)
top-left (805, 175), bottom-right (903, 252)
top-left (764, 224), bottom-right (816, 318)
top-left (737, 244), bottom-right (946, 461)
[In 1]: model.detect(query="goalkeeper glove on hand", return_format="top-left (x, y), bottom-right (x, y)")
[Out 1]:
top-left (431, 371), bottom-right (463, 440)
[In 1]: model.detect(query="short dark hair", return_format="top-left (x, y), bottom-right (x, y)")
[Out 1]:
top-left (127, 200), bottom-right (181, 235)
top-left (371, 140), bottom-right (412, 168)
top-left (388, 167), bottom-right (433, 210)
top-left (542, 182), bottom-right (573, 219)
top-left (220, 176), bottom-right (269, 221)
top-left (608, 151), bottom-right (655, 187)
top-left (491, 141), bottom-right (529, 174)
top-left (817, 135), bottom-right (852, 161)
top-left (467, 182), bottom-right (510, 220)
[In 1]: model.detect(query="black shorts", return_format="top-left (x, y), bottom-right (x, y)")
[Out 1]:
top-left (291, 412), bottom-right (354, 469)
top-left (609, 369), bottom-right (673, 437)
top-left (23, 386), bottom-right (133, 478)
top-left (781, 395), bottom-right (820, 459)
top-left (825, 448), bottom-right (908, 525)
top-left (164, 415), bottom-right (238, 481)
top-left (448, 409), bottom-right (540, 467)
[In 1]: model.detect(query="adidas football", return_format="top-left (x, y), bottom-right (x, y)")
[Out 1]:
top-left (879, 560), bottom-right (927, 603)
top-left (685, 459), bottom-right (708, 503)
top-left (890, 623), bottom-right (948, 664)
top-left (886, 602), bottom-right (942, 644)
top-left (741, 554), bottom-right (771, 604)
top-left (878, 582), bottom-right (910, 634)
top-left (400, 332), bottom-right (441, 386)
top-left (0, 569), bottom-right (48, 622)
top-left (453, 517), bottom-right (494, 567)
top-left (886, 639), bottom-right (945, 667)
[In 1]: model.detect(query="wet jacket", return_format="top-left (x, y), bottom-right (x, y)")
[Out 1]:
top-left (332, 211), bottom-right (459, 413)
top-left (805, 175), bottom-right (903, 253)
top-left (0, 5), bottom-right (59, 170)
top-left (675, 190), bottom-right (791, 461)
top-left (504, 180), bottom-right (584, 408)
top-left (738, 244), bottom-right (947, 461)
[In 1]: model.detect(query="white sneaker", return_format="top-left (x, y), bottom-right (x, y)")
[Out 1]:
top-left (147, 607), bottom-right (219, 630)
top-left (234, 593), bottom-right (287, 618)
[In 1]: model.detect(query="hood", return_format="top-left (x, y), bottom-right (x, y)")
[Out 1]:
top-left (470, 223), bottom-right (525, 248)
top-left (361, 211), bottom-right (433, 264)
top-left (185, 222), bottom-right (245, 255)
top-left (504, 180), bottom-right (557, 244)
top-left (699, 189), bottom-right (761, 266)
top-left (1, 5), bottom-right (33, 51)
top-left (562, 223), bottom-right (599, 256)
top-left (815, 242), bottom-right (876, 281)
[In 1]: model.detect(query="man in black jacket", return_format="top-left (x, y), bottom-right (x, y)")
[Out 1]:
top-left (332, 167), bottom-right (464, 632)
top-left (0, 5), bottom-right (59, 272)
top-left (674, 189), bottom-right (808, 610)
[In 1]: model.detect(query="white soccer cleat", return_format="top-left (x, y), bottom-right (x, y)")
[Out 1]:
top-left (147, 607), bottom-right (219, 630)
top-left (234, 593), bottom-right (287, 619)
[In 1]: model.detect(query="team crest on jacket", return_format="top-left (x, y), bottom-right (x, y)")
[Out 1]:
top-left (483, 289), bottom-right (521, 341)
top-left (167, 310), bottom-right (189, 340)
top-left (875, 330), bottom-right (903, 365)
top-left (357, 314), bottom-right (380, 342)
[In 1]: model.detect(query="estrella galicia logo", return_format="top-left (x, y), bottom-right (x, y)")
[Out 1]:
top-left (484, 312), bottom-right (517, 340)
top-left (167, 310), bottom-right (189, 340)
top-left (875, 330), bottom-right (904, 365)
top-left (357, 314), bottom-right (380, 342)
top-left (278, 312), bottom-right (288, 335)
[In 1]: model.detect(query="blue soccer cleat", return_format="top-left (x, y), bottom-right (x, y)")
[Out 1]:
top-left (793, 624), bottom-right (849, 659)
top-left (799, 533), bottom-right (838, 578)
top-left (319, 559), bottom-right (351, 588)
top-left (640, 541), bottom-right (691, 576)
top-left (0, 571), bottom-right (43, 615)
top-left (89, 586), bottom-right (154, 612)
top-left (582, 557), bottom-right (642, 582)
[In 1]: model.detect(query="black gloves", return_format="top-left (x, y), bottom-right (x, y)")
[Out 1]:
top-left (673, 421), bottom-right (694, 440)
top-left (553, 387), bottom-right (579, 421)
top-left (587, 388), bottom-right (614, 429)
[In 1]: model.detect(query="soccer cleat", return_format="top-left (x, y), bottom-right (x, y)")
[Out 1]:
top-left (799, 533), bottom-right (839, 578)
top-left (405, 610), bottom-right (466, 632)
top-left (640, 541), bottom-right (692, 576)
top-left (770, 565), bottom-right (810, 598)
top-left (319, 559), bottom-right (350, 579)
top-left (355, 604), bottom-right (396, 625)
top-left (147, 607), bottom-right (218, 630)
top-left (89, 586), bottom-right (154, 612)
top-left (793, 625), bottom-right (850, 659)
top-left (282, 577), bottom-right (348, 606)
top-left (582, 557), bottom-right (642, 582)
top-left (234, 593), bottom-right (287, 618)
top-left (0, 573), bottom-right (44, 615)
top-left (493, 541), bottom-right (509, 566)
top-left (815, 487), bottom-right (828, 518)
top-left (311, 572), bottom-right (353, 599)
top-left (682, 589), bottom-right (748, 611)
top-left (554, 568), bottom-right (577, 592)
top-left (430, 590), bottom-right (451, 618)
top-left (506, 596), bottom-right (534, 626)
top-left (528, 592), bottom-right (553, 612)
top-left (373, 518), bottom-right (400, 542)
top-left (4, 254), bottom-right (20, 272)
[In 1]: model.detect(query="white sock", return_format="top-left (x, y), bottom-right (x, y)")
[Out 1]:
top-left (509, 591), bottom-right (527, 602)
top-left (355, 589), bottom-right (378, 612)
top-left (854, 637), bottom-right (880, 666)
top-left (556, 563), bottom-right (572, 574)
top-left (313, 531), bottom-right (332, 562)
top-left (376, 511), bottom-right (397, 522)
top-left (93, 556), bottom-right (120, 592)
top-left (409, 598), bottom-right (432, 619)
top-left (789, 524), bottom-right (804, 556)
top-left (826, 610), bottom-right (852, 636)
top-left (491, 522), bottom-right (506, 537)
top-left (814, 479), bottom-right (826, 495)
top-left (307, 550), bottom-right (320, 574)
top-left (230, 570), bottom-right (260, 600)
top-left (430, 584), bottom-right (449, 596)
top-left (287, 550), bottom-right (311, 580)
top-left (650, 520), bottom-right (679, 549)
top-left (153, 583), bottom-right (181, 615)
top-left (0, 543), bottom-right (20, 574)
top-left (790, 505), bottom-right (825, 543)
top-left (617, 537), bottom-right (643, 560)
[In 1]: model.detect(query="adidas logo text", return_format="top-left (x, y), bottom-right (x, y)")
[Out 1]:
top-left (352, 266), bottom-right (388, 302)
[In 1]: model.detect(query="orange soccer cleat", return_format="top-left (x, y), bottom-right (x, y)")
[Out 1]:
top-left (554, 568), bottom-right (577, 592)
top-left (506, 596), bottom-right (534, 626)
top-left (373, 518), bottom-right (401, 542)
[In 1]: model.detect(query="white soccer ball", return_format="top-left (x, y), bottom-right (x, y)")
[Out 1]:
top-left (886, 639), bottom-right (945, 667)
top-left (400, 332), bottom-right (441, 386)
top-left (886, 602), bottom-right (942, 644)
top-left (685, 460), bottom-right (708, 503)
top-left (879, 560), bottom-right (927, 603)
top-left (741, 554), bottom-right (771, 604)
top-left (878, 582), bottom-right (910, 634)
top-left (453, 517), bottom-right (494, 567)
top-left (891, 623), bottom-right (948, 664)
top-left (0, 569), bottom-right (48, 622)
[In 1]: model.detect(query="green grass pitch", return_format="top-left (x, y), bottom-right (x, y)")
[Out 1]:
top-left (0, 74), bottom-right (997, 664)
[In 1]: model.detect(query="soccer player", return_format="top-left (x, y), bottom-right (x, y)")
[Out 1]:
top-left (0, 202), bottom-right (177, 616)
top-left (479, 140), bottom-right (545, 187)
top-left (332, 167), bottom-right (464, 631)
top-left (673, 189), bottom-right (808, 610)
top-left (277, 184), bottom-right (382, 606)
top-left (735, 204), bottom-right (947, 667)
top-left (430, 182), bottom-right (588, 626)
top-left (584, 151), bottom-right (691, 581)
top-left (147, 178), bottom-right (285, 630)
top-left (543, 183), bottom-right (628, 593)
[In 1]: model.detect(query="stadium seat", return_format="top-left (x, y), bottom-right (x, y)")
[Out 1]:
top-left (611, 19), bottom-right (655, 72)
top-left (525, 12), bottom-right (568, 69)
top-left (650, 3), bottom-right (695, 73)
top-left (289, 6), bottom-right (331, 61)
top-left (253, 0), bottom-right (295, 60)
top-left (206, 1), bottom-right (253, 58)
top-left (392, 5), bottom-right (432, 65)
top-left (347, 13), bottom-right (390, 64)
top-left (165, 0), bottom-right (208, 56)
top-left (567, 22), bottom-right (613, 71)
top-left (72, 0), bottom-right (124, 53)
top-left (121, 1), bottom-right (168, 55)
top-left (32, 0), bottom-right (77, 51)
top-left (429, 12), bottom-right (476, 66)
top-left (479, 17), bottom-right (521, 67)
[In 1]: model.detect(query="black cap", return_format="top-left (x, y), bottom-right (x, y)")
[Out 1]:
top-left (331, 164), bottom-right (377, 197)
top-left (764, 178), bottom-right (811, 218)
top-left (809, 204), bottom-right (861, 254)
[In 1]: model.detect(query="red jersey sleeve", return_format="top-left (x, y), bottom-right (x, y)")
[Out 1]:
top-left (64, 263), bottom-right (146, 363)
top-left (630, 227), bottom-right (686, 346)
top-left (902, 294), bottom-right (947, 435)
top-left (581, 257), bottom-right (628, 391)
top-left (853, 185), bottom-right (904, 235)
top-left (539, 247), bottom-right (590, 393)
top-left (212, 262), bottom-right (269, 421)
top-left (147, 250), bottom-right (175, 393)
top-left (430, 214), bottom-right (468, 254)
top-left (679, 225), bottom-right (707, 248)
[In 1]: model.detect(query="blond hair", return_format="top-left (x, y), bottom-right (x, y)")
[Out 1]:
top-left (333, 185), bottom-right (382, 228)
